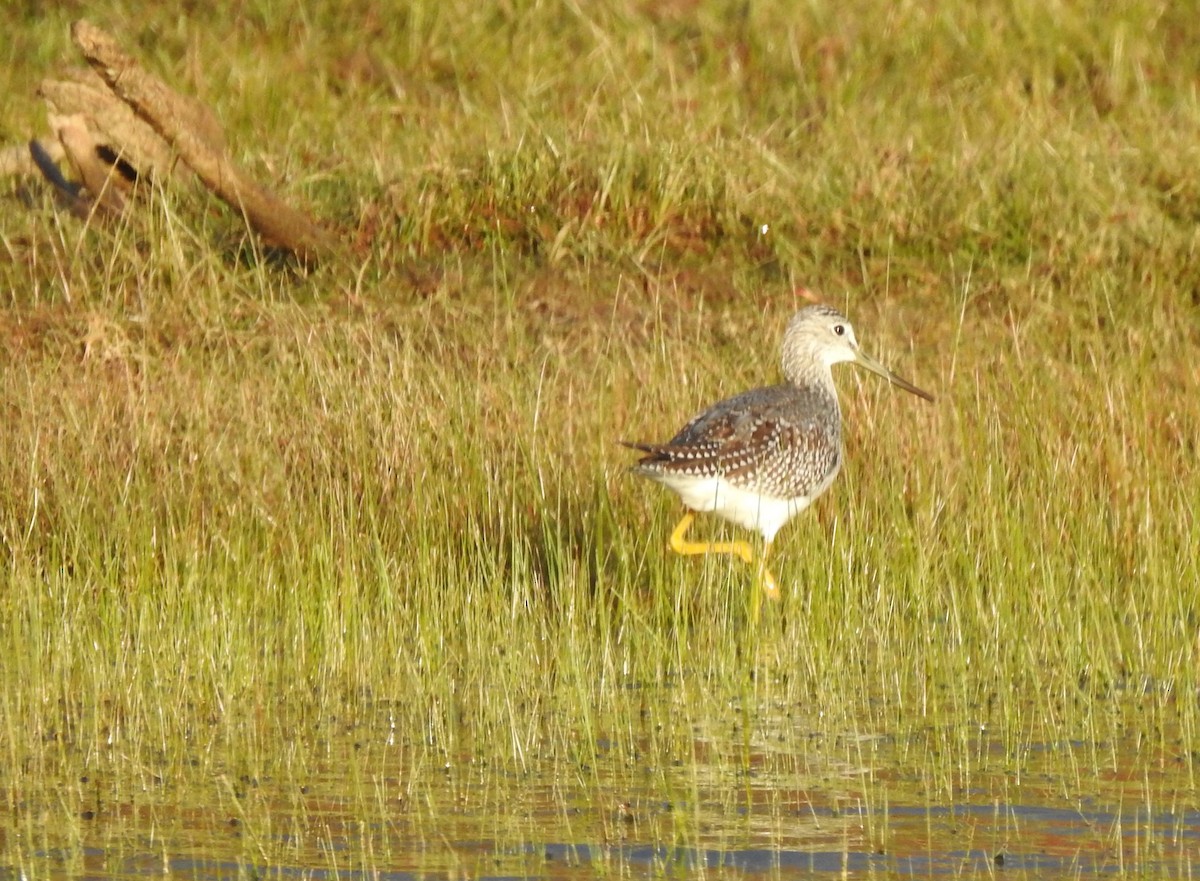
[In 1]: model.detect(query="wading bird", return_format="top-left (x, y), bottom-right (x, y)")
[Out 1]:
top-left (623, 304), bottom-right (933, 616)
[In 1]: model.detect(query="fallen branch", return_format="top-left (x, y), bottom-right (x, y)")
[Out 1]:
top-left (40, 66), bottom-right (198, 185)
top-left (71, 19), bottom-right (337, 266)
top-left (50, 113), bottom-right (127, 215)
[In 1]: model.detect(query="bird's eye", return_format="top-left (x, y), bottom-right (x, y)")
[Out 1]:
top-left (833, 325), bottom-right (846, 336)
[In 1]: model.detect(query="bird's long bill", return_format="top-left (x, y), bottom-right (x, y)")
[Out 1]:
top-left (854, 348), bottom-right (935, 402)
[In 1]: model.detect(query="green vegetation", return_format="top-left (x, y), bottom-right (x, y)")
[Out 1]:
top-left (1, 0), bottom-right (1198, 876)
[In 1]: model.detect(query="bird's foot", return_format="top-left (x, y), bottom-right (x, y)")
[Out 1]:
top-left (759, 566), bottom-right (780, 601)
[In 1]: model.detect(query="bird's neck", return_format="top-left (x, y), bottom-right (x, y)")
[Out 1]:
top-left (784, 363), bottom-right (839, 402)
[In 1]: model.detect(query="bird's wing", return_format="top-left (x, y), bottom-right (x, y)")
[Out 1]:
top-left (625, 388), bottom-right (840, 497)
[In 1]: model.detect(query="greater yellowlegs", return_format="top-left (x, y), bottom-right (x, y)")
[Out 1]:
top-left (623, 304), bottom-right (933, 609)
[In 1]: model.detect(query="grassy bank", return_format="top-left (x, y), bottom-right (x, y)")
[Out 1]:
top-left (1, 0), bottom-right (1198, 871)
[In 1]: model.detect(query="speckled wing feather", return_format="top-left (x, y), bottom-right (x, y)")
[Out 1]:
top-left (624, 384), bottom-right (841, 500)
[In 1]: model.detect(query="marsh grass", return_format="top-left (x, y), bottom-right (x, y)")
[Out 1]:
top-left (2, 0), bottom-right (1199, 875)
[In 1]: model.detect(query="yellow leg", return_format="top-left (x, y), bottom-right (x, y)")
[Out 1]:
top-left (757, 541), bottom-right (780, 600)
top-left (668, 512), bottom-right (753, 565)
top-left (750, 540), bottom-right (780, 624)
top-left (667, 512), bottom-right (781, 612)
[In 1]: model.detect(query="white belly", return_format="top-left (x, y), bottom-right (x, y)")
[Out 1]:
top-left (658, 474), bottom-right (810, 542)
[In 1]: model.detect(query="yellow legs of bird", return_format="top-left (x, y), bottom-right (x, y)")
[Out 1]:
top-left (667, 512), bottom-right (780, 619)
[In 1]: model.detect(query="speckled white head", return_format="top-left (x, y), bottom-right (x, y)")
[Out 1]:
top-left (781, 305), bottom-right (934, 401)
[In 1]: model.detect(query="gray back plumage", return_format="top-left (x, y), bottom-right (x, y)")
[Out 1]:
top-left (624, 305), bottom-right (854, 501)
top-left (627, 381), bottom-right (842, 500)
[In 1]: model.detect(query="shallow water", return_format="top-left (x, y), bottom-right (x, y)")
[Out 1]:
top-left (8, 701), bottom-right (1198, 880)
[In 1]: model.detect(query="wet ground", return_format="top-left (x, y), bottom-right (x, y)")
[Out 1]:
top-left (8, 702), bottom-right (1198, 879)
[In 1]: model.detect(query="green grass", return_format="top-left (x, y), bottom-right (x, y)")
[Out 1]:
top-left (2, 0), bottom-right (1199, 876)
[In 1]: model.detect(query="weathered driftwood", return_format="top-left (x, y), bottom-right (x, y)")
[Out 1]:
top-left (40, 66), bottom-right (202, 185)
top-left (64, 19), bottom-right (336, 265)
top-left (49, 112), bottom-right (128, 215)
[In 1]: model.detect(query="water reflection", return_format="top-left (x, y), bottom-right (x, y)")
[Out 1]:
top-left (12, 703), bottom-right (1200, 880)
